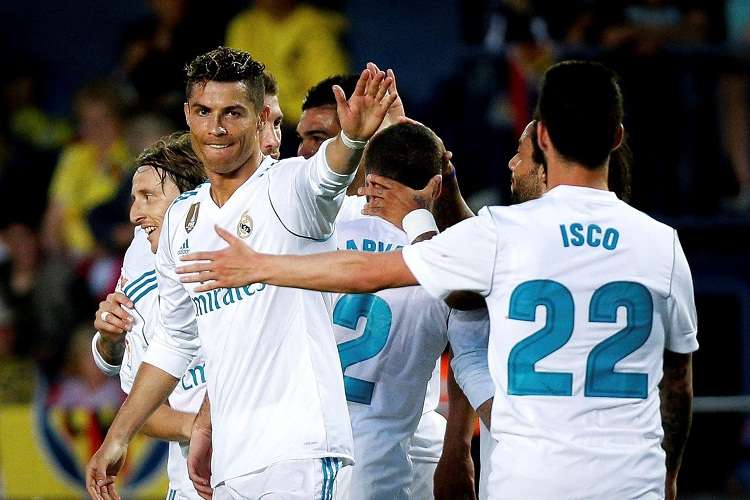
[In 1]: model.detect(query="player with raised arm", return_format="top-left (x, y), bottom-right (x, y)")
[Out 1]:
top-left (91, 132), bottom-right (207, 500)
top-left (177, 61), bottom-right (696, 500)
top-left (86, 47), bottom-right (397, 500)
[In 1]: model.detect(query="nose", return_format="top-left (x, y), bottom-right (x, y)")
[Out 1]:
top-left (210, 115), bottom-right (227, 136)
top-left (260, 123), bottom-right (280, 157)
top-left (508, 154), bottom-right (519, 172)
top-left (130, 200), bottom-right (143, 225)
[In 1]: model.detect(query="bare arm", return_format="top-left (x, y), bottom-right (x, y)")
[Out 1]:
top-left (660, 350), bottom-right (693, 500)
top-left (178, 226), bottom-right (417, 294)
top-left (434, 151), bottom-right (474, 231)
top-left (435, 365), bottom-right (477, 500)
top-left (476, 398), bottom-right (492, 429)
top-left (188, 393), bottom-right (213, 499)
top-left (140, 403), bottom-right (196, 444)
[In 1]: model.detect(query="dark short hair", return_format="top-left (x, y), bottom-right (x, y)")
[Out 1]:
top-left (135, 132), bottom-right (206, 194)
top-left (536, 60), bottom-right (624, 170)
top-left (302, 75), bottom-right (359, 111)
top-left (263, 71), bottom-right (278, 97)
top-left (364, 123), bottom-right (442, 190)
top-left (185, 47), bottom-right (265, 112)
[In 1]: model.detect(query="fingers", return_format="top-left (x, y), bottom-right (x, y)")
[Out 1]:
top-left (352, 68), bottom-right (370, 97)
top-left (357, 184), bottom-right (386, 199)
top-left (179, 271), bottom-right (218, 284)
top-left (366, 174), bottom-right (396, 189)
top-left (387, 68), bottom-right (399, 94)
top-left (214, 225), bottom-right (240, 245)
top-left (180, 251), bottom-right (216, 262)
top-left (332, 84), bottom-right (349, 115)
top-left (110, 292), bottom-right (132, 307)
top-left (381, 89), bottom-right (399, 111)
top-left (194, 281), bottom-right (222, 293)
top-left (365, 68), bottom-right (385, 98)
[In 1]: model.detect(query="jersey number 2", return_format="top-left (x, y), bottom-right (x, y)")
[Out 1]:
top-left (508, 280), bottom-right (653, 399)
top-left (334, 294), bottom-right (392, 405)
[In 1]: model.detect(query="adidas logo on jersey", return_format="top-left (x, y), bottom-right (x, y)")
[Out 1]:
top-left (177, 239), bottom-right (190, 256)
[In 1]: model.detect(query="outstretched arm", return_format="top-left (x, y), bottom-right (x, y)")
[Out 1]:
top-left (178, 226), bottom-right (417, 293)
top-left (660, 350), bottom-right (693, 500)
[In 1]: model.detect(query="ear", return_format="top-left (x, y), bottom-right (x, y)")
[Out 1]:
top-left (536, 120), bottom-right (551, 154)
top-left (431, 175), bottom-right (442, 201)
top-left (184, 102), bottom-right (190, 128)
top-left (257, 104), bottom-right (270, 130)
top-left (612, 123), bottom-right (624, 150)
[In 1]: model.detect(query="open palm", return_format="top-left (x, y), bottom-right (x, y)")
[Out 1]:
top-left (335, 67), bottom-right (399, 141)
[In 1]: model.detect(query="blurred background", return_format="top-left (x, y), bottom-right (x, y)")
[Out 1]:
top-left (0, 0), bottom-right (748, 497)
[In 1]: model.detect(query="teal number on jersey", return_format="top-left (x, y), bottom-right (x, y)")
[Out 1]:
top-left (507, 280), bottom-right (652, 399)
top-left (334, 294), bottom-right (392, 405)
top-left (586, 282), bottom-right (653, 398)
top-left (508, 280), bottom-right (574, 396)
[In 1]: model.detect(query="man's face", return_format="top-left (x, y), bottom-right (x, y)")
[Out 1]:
top-left (130, 166), bottom-right (181, 253)
top-left (509, 121), bottom-right (546, 204)
top-left (260, 94), bottom-right (283, 159)
top-left (184, 81), bottom-right (265, 176)
top-left (296, 105), bottom-right (340, 158)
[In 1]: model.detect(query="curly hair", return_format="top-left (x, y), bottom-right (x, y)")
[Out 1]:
top-left (185, 47), bottom-right (265, 112)
top-left (135, 132), bottom-right (206, 194)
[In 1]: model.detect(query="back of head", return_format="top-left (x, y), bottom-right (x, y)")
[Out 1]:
top-left (302, 75), bottom-right (359, 111)
top-left (185, 47), bottom-right (265, 112)
top-left (536, 60), bottom-right (623, 169)
top-left (135, 132), bottom-right (206, 193)
top-left (364, 123), bottom-right (442, 189)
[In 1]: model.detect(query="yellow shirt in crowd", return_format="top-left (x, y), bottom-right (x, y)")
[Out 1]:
top-left (226, 5), bottom-right (349, 123)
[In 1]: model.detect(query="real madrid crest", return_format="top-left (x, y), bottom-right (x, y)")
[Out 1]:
top-left (185, 202), bottom-right (200, 233)
top-left (237, 210), bottom-right (253, 238)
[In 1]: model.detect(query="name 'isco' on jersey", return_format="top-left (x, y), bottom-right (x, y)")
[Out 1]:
top-left (144, 140), bottom-right (355, 487)
top-left (335, 214), bottom-right (490, 500)
top-left (114, 227), bottom-right (206, 499)
top-left (402, 185), bottom-right (698, 500)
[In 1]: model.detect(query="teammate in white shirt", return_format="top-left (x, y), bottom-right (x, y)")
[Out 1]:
top-left (260, 71), bottom-right (283, 159)
top-left (86, 47), bottom-right (398, 500)
top-left (180, 61), bottom-right (697, 500)
top-left (90, 133), bottom-right (208, 500)
top-left (329, 122), bottom-right (492, 500)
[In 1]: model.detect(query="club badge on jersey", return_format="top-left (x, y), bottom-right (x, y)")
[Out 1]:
top-left (185, 202), bottom-right (200, 233)
top-left (237, 210), bottom-right (253, 238)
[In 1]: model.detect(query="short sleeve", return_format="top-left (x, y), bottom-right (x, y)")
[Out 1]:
top-left (447, 308), bottom-right (494, 409)
top-left (665, 231), bottom-right (699, 353)
top-left (142, 207), bottom-right (201, 378)
top-left (268, 138), bottom-right (355, 240)
top-left (402, 208), bottom-right (498, 299)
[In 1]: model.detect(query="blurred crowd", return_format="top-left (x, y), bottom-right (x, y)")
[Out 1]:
top-left (0, 0), bottom-right (749, 399)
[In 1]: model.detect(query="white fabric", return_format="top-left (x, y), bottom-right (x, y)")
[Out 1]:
top-left (449, 308), bottom-right (494, 410)
top-left (144, 142), bottom-right (354, 487)
top-left (478, 420), bottom-right (496, 500)
top-left (91, 333), bottom-right (121, 376)
top-left (402, 208), bottom-right (438, 243)
top-left (333, 215), bottom-right (488, 500)
top-left (402, 186), bottom-right (699, 499)
top-left (91, 228), bottom-right (205, 499)
top-left (409, 460), bottom-right (439, 500)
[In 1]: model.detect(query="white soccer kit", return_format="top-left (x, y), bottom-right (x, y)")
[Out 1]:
top-left (144, 140), bottom-right (355, 489)
top-left (92, 228), bottom-right (206, 499)
top-left (403, 186), bottom-right (699, 499)
top-left (334, 215), bottom-right (489, 500)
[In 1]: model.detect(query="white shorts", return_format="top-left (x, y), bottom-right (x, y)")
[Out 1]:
top-left (409, 460), bottom-right (438, 500)
top-left (213, 458), bottom-right (349, 500)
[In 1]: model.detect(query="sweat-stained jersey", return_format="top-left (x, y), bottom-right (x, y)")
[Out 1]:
top-left (97, 228), bottom-right (206, 499)
top-left (144, 139), bottom-right (355, 487)
top-left (402, 186), bottom-right (699, 499)
top-left (334, 214), bottom-right (490, 500)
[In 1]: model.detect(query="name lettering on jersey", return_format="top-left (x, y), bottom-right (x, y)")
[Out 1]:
top-left (345, 239), bottom-right (403, 252)
top-left (185, 202), bottom-right (200, 233)
top-left (559, 223), bottom-right (619, 250)
top-left (192, 283), bottom-right (266, 316)
top-left (181, 362), bottom-right (207, 390)
top-left (237, 210), bottom-right (253, 238)
top-left (177, 239), bottom-right (191, 256)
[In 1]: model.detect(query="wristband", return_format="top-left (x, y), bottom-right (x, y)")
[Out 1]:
top-left (403, 209), bottom-right (438, 243)
top-left (92, 332), bottom-right (122, 376)
top-left (339, 130), bottom-right (368, 150)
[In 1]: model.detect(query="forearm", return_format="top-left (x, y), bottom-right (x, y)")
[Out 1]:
top-left (194, 393), bottom-right (211, 431)
top-left (435, 176), bottom-right (474, 231)
top-left (96, 334), bottom-right (125, 366)
top-left (140, 403), bottom-right (196, 444)
top-left (325, 135), bottom-right (364, 175)
top-left (259, 250), bottom-right (416, 293)
top-left (660, 351), bottom-right (693, 478)
top-left (106, 363), bottom-right (179, 443)
top-left (443, 366), bottom-right (477, 453)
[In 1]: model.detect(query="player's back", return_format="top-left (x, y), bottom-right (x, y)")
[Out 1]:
top-left (485, 186), bottom-right (697, 499)
top-left (335, 216), bottom-right (450, 500)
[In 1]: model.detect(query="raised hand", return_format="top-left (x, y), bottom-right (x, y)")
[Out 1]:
top-left (177, 225), bottom-right (263, 292)
top-left (94, 292), bottom-right (133, 338)
top-left (85, 439), bottom-right (128, 500)
top-left (334, 66), bottom-right (399, 141)
top-left (367, 62), bottom-right (405, 125)
top-left (360, 173), bottom-right (442, 230)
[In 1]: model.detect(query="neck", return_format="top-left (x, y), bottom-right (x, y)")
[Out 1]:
top-left (208, 150), bottom-right (263, 207)
top-left (346, 164), bottom-right (366, 196)
top-left (545, 159), bottom-right (609, 192)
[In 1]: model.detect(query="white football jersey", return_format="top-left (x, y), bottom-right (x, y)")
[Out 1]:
top-left (334, 215), bottom-right (488, 500)
top-left (403, 186), bottom-right (699, 499)
top-left (113, 228), bottom-right (206, 499)
top-left (144, 141), bottom-right (355, 487)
